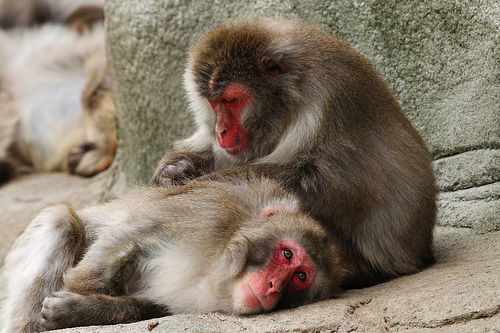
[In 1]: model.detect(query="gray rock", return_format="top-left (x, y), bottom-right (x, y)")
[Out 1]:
top-left (434, 150), bottom-right (500, 192)
top-left (437, 182), bottom-right (500, 232)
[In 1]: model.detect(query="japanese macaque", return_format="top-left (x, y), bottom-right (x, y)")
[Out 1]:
top-left (0, 0), bottom-right (104, 28)
top-left (0, 19), bottom-right (116, 184)
top-left (151, 18), bottom-right (437, 288)
top-left (1, 177), bottom-right (340, 332)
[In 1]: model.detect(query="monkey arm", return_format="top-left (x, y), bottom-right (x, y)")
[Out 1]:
top-left (198, 163), bottom-right (277, 179)
top-left (40, 291), bottom-right (169, 330)
top-left (63, 206), bottom-right (172, 297)
top-left (151, 151), bottom-right (214, 186)
top-left (211, 234), bottom-right (251, 281)
top-left (195, 162), bottom-right (333, 218)
top-left (196, 163), bottom-right (308, 195)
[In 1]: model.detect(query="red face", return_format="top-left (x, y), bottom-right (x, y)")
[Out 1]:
top-left (207, 84), bottom-right (251, 155)
top-left (236, 238), bottom-right (317, 313)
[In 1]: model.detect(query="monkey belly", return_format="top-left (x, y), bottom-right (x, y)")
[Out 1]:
top-left (130, 245), bottom-right (231, 314)
top-left (17, 79), bottom-right (87, 171)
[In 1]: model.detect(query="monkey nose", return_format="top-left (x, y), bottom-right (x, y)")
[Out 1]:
top-left (234, 133), bottom-right (241, 144)
top-left (217, 129), bottom-right (241, 147)
top-left (266, 280), bottom-right (284, 294)
top-left (217, 129), bottom-right (227, 142)
top-left (261, 282), bottom-right (281, 301)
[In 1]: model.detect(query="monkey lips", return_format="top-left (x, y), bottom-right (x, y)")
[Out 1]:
top-left (208, 84), bottom-right (250, 155)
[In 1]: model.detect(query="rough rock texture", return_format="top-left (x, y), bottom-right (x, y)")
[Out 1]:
top-left (0, 172), bottom-right (498, 332)
top-left (104, 0), bottom-right (499, 230)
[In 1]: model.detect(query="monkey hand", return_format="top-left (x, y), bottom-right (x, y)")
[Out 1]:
top-left (66, 142), bottom-right (114, 177)
top-left (151, 152), bottom-right (211, 187)
top-left (40, 291), bottom-right (87, 330)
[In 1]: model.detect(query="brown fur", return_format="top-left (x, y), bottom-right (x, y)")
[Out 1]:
top-left (152, 18), bottom-right (437, 288)
top-left (1, 177), bottom-right (341, 331)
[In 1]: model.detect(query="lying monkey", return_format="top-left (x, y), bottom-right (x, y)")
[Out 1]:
top-left (1, 176), bottom-right (341, 332)
top-left (0, 6), bottom-right (116, 184)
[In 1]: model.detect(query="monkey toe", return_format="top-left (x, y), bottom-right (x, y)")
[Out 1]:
top-left (40, 291), bottom-right (83, 330)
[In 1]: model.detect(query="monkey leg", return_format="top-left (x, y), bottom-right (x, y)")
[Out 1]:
top-left (40, 291), bottom-right (169, 330)
top-left (1, 204), bottom-right (86, 333)
top-left (63, 226), bottom-right (142, 296)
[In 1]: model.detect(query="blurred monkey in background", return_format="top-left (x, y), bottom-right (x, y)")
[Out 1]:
top-left (0, 0), bottom-right (104, 28)
top-left (0, 2), bottom-right (116, 184)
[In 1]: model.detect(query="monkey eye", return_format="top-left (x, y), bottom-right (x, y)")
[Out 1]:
top-left (283, 249), bottom-right (292, 261)
top-left (261, 56), bottom-right (285, 76)
top-left (223, 98), bottom-right (237, 104)
top-left (297, 272), bottom-right (307, 281)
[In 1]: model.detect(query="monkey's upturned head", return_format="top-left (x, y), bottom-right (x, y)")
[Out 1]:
top-left (231, 212), bottom-right (341, 315)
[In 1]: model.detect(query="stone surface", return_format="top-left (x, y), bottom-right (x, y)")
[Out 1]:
top-left (0, 172), bottom-right (498, 332)
top-left (437, 182), bottom-right (500, 232)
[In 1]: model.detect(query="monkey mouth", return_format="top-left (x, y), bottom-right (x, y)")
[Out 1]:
top-left (224, 144), bottom-right (246, 155)
top-left (244, 280), bottom-right (265, 311)
top-left (217, 130), bottom-right (251, 155)
top-left (221, 139), bottom-right (250, 155)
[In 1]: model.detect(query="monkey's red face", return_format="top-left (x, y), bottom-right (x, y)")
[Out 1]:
top-left (207, 84), bottom-right (251, 155)
top-left (235, 238), bottom-right (317, 313)
top-left (188, 22), bottom-right (297, 160)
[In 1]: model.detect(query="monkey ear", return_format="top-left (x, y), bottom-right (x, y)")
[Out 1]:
top-left (261, 56), bottom-right (285, 76)
top-left (212, 235), bottom-right (251, 283)
top-left (259, 204), bottom-right (283, 217)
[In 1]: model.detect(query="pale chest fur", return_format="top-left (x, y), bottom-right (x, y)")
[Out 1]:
top-left (129, 243), bottom-right (234, 314)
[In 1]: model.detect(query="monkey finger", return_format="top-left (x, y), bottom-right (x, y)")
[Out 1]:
top-left (71, 148), bottom-right (114, 177)
top-left (151, 159), bottom-right (196, 186)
